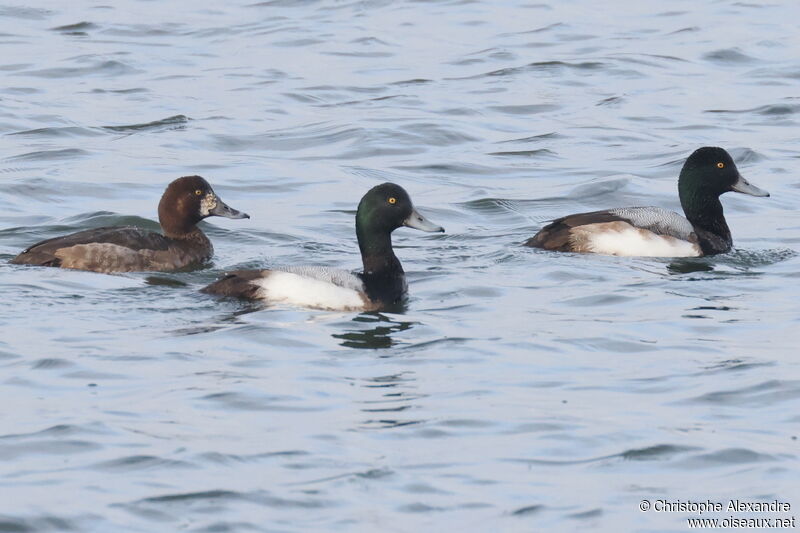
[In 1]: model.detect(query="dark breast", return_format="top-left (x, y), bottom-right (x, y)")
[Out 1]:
top-left (693, 228), bottom-right (731, 256)
top-left (360, 271), bottom-right (407, 307)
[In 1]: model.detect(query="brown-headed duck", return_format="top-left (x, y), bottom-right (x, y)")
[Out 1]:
top-left (11, 175), bottom-right (249, 272)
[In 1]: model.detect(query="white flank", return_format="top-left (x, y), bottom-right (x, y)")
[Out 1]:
top-left (254, 271), bottom-right (367, 311)
top-left (586, 227), bottom-right (701, 257)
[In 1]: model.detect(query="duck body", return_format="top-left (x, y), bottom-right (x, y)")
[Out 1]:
top-left (10, 176), bottom-right (248, 273)
top-left (202, 183), bottom-right (443, 312)
top-left (525, 147), bottom-right (769, 257)
top-left (11, 226), bottom-right (214, 273)
top-left (204, 266), bottom-right (384, 311)
top-left (526, 206), bottom-right (701, 257)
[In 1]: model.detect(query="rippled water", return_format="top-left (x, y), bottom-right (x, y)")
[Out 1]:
top-left (1, 1), bottom-right (799, 531)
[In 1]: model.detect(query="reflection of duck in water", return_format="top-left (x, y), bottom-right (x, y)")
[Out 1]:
top-left (204, 183), bottom-right (444, 311)
top-left (526, 147), bottom-right (769, 257)
top-left (334, 315), bottom-right (415, 349)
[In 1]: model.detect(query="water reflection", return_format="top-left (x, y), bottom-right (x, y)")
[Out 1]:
top-left (667, 258), bottom-right (714, 274)
top-left (350, 371), bottom-right (426, 430)
top-left (143, 275), bottom-right (188, 287)
top-left (667, 248), bottom-right (795, 275)
top-left (172, 302), bottom-right (264, 336)
top-left (332, 312), bottom-right (415, 349)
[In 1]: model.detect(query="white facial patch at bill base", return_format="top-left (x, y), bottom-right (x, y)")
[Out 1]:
top-left (200, 193), bottom-right (217, 217)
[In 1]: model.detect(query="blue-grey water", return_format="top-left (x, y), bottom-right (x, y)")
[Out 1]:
top-left (1, 1), bottom-right (799, 531)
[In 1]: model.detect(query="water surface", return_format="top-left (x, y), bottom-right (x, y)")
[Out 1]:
top-left (1, 1), bottom-right (799, 531)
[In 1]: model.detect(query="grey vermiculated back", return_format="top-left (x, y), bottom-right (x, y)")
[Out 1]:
top-left (276, 265), bottom-right (366, 292)
top-left (609, 207), bottom-right (695, 240)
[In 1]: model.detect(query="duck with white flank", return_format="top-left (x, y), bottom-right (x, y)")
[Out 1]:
top-left (202, 183), bottom-right (444, 311)
top-left (525, 147), bottom-right (769, 257)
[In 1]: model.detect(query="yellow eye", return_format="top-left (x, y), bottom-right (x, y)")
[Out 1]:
top-left (195, 189), bottom-right (203, 196)
top-left (388, 197), bottom-right (397, 205)
top-left (717, 162), bottom-right (724, 169)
